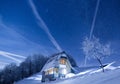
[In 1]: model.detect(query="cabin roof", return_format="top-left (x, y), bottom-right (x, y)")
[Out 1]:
top-left (41, 52), bottom-right (68, 71)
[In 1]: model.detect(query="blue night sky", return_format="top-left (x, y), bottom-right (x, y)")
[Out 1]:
top-left (0, 0), bottom-right (120, 67)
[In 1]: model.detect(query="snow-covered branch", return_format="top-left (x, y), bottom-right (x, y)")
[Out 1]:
top-left (82, 36), bottom-right (111, 65)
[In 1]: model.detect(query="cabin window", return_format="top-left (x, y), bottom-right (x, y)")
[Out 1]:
top-left (60, 58), bottom-right (66, 65)
top-left (45, 68), bottom-right (55, 75)
top-left (53, 68), bottom-right (58, 73)
top-left (49, 68), bottom-right (53, 74)
top-left (62, 68), bottom-right (67, 74)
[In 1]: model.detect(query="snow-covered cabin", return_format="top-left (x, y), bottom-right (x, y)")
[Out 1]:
top-left (41, 51), bottom-right (77, 82)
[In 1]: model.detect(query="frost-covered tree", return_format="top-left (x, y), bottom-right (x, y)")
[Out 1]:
top-left (82, 36), bottom-right (111, 72)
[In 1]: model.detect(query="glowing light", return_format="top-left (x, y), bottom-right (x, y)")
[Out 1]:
top-left (62, 68), bottom-right (67, 74)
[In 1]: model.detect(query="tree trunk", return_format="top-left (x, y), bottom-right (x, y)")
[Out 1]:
top-left (84, 56), bottom-right (87, 66)
top-left (96, 57), bottom-right (104, 72)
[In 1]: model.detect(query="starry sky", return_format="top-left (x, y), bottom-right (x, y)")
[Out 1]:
top-left (0, 0), bottom-right (120, 67)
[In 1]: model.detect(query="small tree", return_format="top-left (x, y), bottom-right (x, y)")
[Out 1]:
top-left (82, 36), bottom-right (111, 72)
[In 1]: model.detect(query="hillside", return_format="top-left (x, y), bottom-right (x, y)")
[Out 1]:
top-left (16, 62), bottom-right (120, 84)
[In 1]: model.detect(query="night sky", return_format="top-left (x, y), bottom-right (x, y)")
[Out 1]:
top-left (0, 0), bottom-right (120, 67)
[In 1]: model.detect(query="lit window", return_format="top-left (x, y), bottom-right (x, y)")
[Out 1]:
top-left (62, 69), bottom-right (67, 74)
top-left (60, 58), bottom-right (66, 65)
top-left (49, 68), bottom-right (54, 74)
top-left (53, 68), bottom-right (58, 73)
top-left (45, 68), bottom-right (54, 75)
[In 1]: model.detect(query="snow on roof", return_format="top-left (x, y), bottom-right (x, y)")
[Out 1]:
top-left (42, 59), bottom-right (56, 71)
top-left (41, 52), bottom-right (68, 71)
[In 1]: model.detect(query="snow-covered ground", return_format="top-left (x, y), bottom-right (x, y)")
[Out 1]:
top-left (16, 62), bottom-right (120, 84)
top-left (15, 72), bottom-right (42, 84)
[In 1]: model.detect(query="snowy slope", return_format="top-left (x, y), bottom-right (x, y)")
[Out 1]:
top-left (16, 62), bottom-right (120, 84)
top-left (15, 72), bottom-right (42, 84)
top-left (50, 69), bottom-right (120, 84)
